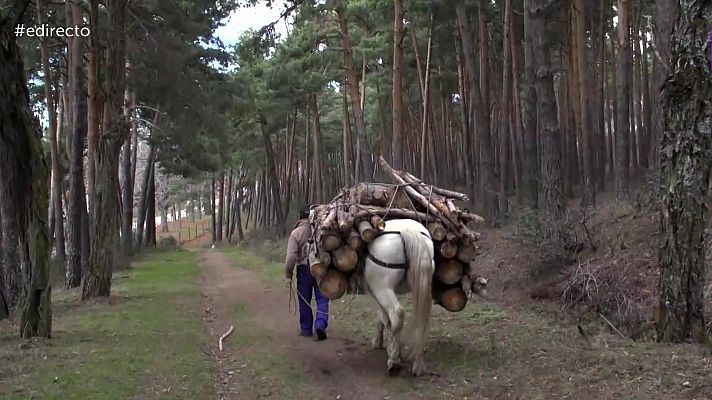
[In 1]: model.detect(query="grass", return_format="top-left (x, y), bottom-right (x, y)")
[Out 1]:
top-left (220, 245), bottom-right (285, 283)
top-left (0, 251), bottom-right (214, 400)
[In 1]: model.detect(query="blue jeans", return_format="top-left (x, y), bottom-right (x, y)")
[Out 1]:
top-left (296, 264), bottom-right (329, 335)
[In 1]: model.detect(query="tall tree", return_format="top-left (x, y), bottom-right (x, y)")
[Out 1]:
top-left (530, 0), bottom-right (565, 219)
top-left (65, 0), bottom-right (87, 289)
top-left (83, 0), bottom-right (130, 299)
top-left (615, 0), bottom-right (631, 200)
top-left (391, 0), bottom-right (405, 169)
top-left (522, 0), bottom-right (539, 209)
top-left (657, 0), bottom-right (712, 344)
top-left (455, 0), bottom-right (497, 223)
top-left (336, 4), bottom-right (375, 180)
top-left (649, 0), bottom-right (679, 168)
top-left (1, 0), bottom-right (52, 337)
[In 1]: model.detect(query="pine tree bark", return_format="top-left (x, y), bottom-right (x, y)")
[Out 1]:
top-left (37, 0), bottom-right (65, 264)
top-left (657, 0), bottom-right (712, 344)
top-left (336, 5), bottom-right (374, 180)
top-left (530, 0), bottom-right (565, 220)
top-left (145, 164), bottom-right (156, 247)
top-left (573, 0), bottom-right (596, 206)
top-left (135, 143), bottom-right (156, 247)
top-left (649, 0), bottom-right (679, 169)
top-left (498, 0), bottom-right (514, 221)
top-left (391, 0), bottom-right (405, 169)
top-left (615, 0), bottom-right (631, 201)
top-left (83, 0), bottom-right (129, 299)
top-left (120, 91), bottom-right (136, 255)
top-left (1, 0), bottom-right (52, 336)
top-left (217, 172), bottom-right (224, 242)
top-left (65, 1), bottom-right (87, 289)
top-left (456, 0), bottom-right (497, 223)
top-left (522, 0), bottom-right (539, 209)
top-left (310, 94), bottom-right (325, 202)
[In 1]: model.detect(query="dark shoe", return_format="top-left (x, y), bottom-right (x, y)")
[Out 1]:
top-left (299, 330), bottom-right (313, 337)
top-left (315, 329), bottom-right (327, 341)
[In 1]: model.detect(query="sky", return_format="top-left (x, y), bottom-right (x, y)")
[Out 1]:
top-left (215, 0), bottom-right (291, 47)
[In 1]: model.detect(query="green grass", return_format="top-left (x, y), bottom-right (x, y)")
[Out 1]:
top-left (0, 251), bottom-right (214, 400)
top-left (220, 245), bottom-right (285, 283)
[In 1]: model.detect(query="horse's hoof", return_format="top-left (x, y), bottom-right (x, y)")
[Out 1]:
top-left (387, 363), bottom-right (401, 377)
top-left (371, 339), bottom-right (384, 350)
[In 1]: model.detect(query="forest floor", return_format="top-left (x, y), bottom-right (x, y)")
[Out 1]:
top-left (3, 205), bottom-right (712, 399)
top-left (208, 243), bottom-right (712, 400)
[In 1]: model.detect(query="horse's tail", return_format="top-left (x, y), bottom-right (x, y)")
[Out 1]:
top-left (400, 226), bottom-right (434, 361)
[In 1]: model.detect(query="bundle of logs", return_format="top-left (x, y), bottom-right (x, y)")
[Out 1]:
top-left (306, 156), bottom-right (485, 312)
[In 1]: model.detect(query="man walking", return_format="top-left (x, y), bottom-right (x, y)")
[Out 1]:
top-left (285, 205), bottom-right (329, 340)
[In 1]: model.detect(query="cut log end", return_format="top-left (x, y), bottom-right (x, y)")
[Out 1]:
top-left (357, 220), bottom-right (375, 242)
top-left (436, 287), bottom-right (468, 312)
top-left (435, 259), bottom-right (463, 285)
top-left (319, 270), bottom-right (348, 300)
top-left (333, 246), bottom-right (358, 272)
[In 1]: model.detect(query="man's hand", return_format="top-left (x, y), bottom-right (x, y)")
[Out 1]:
top-left (284, 274), bottom-right (292, 288)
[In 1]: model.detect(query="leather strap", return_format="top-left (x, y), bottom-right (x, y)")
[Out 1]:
top-left (367, 230), bottom-right (430, 269)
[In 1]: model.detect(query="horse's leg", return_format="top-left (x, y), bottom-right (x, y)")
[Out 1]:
top-left (371, 306), bottom-right (387, 350)
top-left (370, 287), bottom-right (404, 376)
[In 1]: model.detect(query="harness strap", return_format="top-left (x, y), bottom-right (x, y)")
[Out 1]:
top-left (368, 230), bottom-right (430, 270)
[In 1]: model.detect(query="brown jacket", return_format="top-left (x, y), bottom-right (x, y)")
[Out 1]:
top-left (285, 219), bottom-right (311, 278)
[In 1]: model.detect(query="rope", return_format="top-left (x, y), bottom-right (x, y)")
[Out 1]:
top-left (289, 281), bottom-right (331, 317)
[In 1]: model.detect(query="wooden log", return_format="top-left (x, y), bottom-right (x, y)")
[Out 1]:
top-left (333, 245), bottom-right (358, 272)
top-left (320, 231), bottom-right (342, 251)
top-left (317, 249), bottom-right (331, 266)
top-left (434, 286), bottom-right (468, 312)
top-left (438, 240), bottom-right (458, 259)
top-left (351, 182), bottom-right (411, 208)
top-left (377, 156), bottom-right (458, 231)
top-left (427, 221), bottom-right (446, 241)
top-left (319, 270), bottom-right (348, 300)
top-left (370, 215), bottom-right (385, 231)
top-left (402, 171), bottom-right (470, 202)
top-left (357, 220), bottom-right (375, 242)
top-left (435, 259), bottom-right (463, 285)
top-left (457, 239), bottom-right (477, 263)
top-left (337, 206), bottom-right (353, 233)
top-left (309, 248), bottom-right (328, 279)
top-left (353, 206), bottom-right (437, 223)
top-left (347, 229), bottom-right (365, 250)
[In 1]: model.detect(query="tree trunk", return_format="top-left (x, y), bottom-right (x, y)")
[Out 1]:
top-left (649, 1), bottom-right (679, 169)
top-left (135, 142), bottom-right (157, 247)
top-left (145, 163), bottom-right (156, 247)
top-left (657, 0), bottom-right (712, 344)
top-left (211, 175), bottom-right (217, 243)
top-left (530, 0), bottom-right (565, 219)
top-left (0, 1), bottom-right (52, 336)
top-left (310, 94), bottom-right (325, 203)
top-left (615, 0), bottom-right (631, 201)
top-left (391, 0), bottom-right (405, 169)
top-left (522, 0), bottom-right (539, 209)
top-left (336, 5), bottom-right (374, 180)
top-left (82, 0), bottom-right (129, 299)
top-left (498, 0), bottom-right (513, 221)
top-left (573, 0), bottom-right (596, 206)
top-left (456, 0), bottom-right (497, 223)
top-left (37, 0), bottom-right (66, 264)
top-left (259, 116), bottom-right (285, 233)
top-left (217, 172), bottom-right (224, 242)
top-left (120, 91), bottom-right (136, 255)
top-left (65, 1), bottom-right (87, 289)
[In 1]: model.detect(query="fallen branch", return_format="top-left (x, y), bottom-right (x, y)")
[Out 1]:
top-left (219, 325), bottom-right (235, 351)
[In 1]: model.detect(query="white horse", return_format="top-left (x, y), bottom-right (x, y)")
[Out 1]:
top-left (362, 218), bottom-right (435, 377)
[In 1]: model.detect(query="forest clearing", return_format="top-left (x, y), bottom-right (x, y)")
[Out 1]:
top-left (2, 0), bottom-right (712, 399)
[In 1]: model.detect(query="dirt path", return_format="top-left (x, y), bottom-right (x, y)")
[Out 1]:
top-left (198, 249), bottom-right (410, 400)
